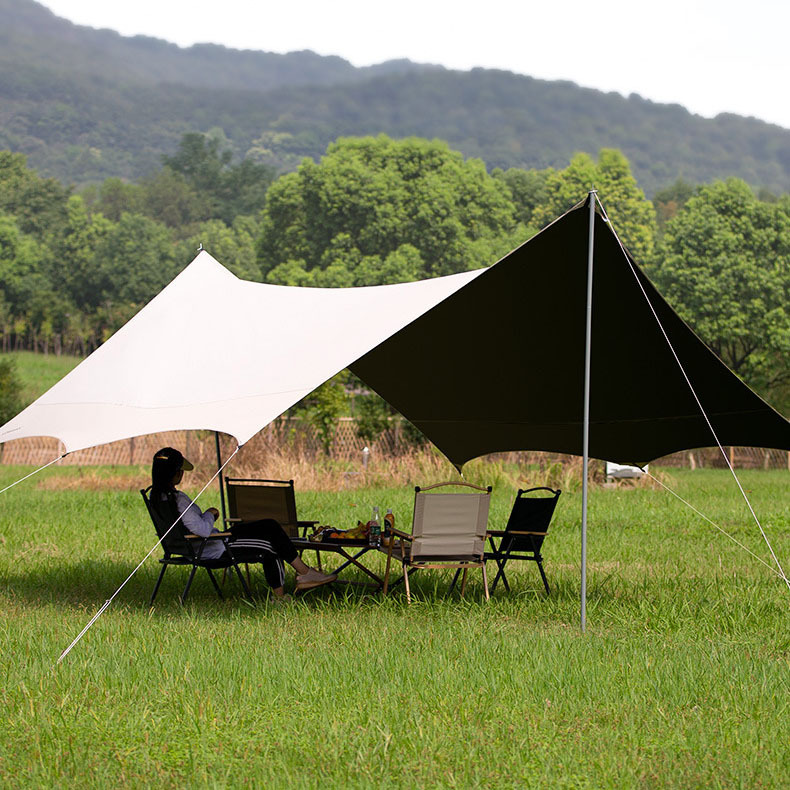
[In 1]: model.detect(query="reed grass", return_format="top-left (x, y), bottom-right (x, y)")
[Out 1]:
top-left (0, 464), bottom-right (788, 788)
top-left (30, 446), bottom-right (657, 495)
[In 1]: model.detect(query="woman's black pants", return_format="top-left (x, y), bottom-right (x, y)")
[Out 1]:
top-left (226, 518), bottom-right (298, 589)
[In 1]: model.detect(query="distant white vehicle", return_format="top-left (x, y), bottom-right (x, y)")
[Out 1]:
top-left (605, 461), bottom-right (647, 480)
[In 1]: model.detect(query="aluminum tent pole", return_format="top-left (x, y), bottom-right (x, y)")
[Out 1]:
top-left (581, 189), bottom-right (597, 633)
top-left (215, 431), bottom-right (227, 525)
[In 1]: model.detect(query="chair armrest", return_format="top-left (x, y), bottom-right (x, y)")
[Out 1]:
top-left (185, 532), bottom-right (233, 539)
top-left (387, 528), bottom-right (412, 563)
top-left (298, 520), bottom-right (318, 526)
top-left (224, 518), bottom-right (243, 523)
top-left (487, 529), bottom-right (547, 537)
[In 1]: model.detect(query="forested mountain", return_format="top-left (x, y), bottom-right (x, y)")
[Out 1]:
top-left (2, 0), bottom-right (790, 194)
top-left (0, 0), bottom-right (431, 90)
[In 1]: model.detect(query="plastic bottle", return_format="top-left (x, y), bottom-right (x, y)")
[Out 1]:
top-left (368, 506), bottom-right (381, 547)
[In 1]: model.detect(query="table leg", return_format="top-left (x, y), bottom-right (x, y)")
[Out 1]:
top-left (331, 546), bottom-right (385, 587)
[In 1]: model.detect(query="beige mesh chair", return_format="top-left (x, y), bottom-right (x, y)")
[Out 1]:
top-left (383, 481), bottom-right (492, 602)
top-left (224, 478), bottom-right (317, 537)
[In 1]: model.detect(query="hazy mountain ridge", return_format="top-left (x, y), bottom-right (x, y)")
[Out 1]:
top-left (0, 0), bottom-right (438, 90)
top-left (2, 0), bottom-right (790, 194)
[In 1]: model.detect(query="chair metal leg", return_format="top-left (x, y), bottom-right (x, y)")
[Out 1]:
top-left (490, 564), bottom-right (502, 592)
top-left (537, 558), bottom-right (550, 595)
top-left (492, 542), bottom-right (517, 593)
top-left (481, 561), bottom-right (490, 601)
top-left (502, 546), bottom-right (518, 592)
top-left (490, 562), bottom-right (510, 593)
top-left (181, 566), bottom-right (198, 605)
top-left (449, 568), bottom-right (462, 592)
top-left (230, 560), bottom-right (254, 599)
top-left (488, 536), bottom-right (511, 593)
top-left (404, 566), bottom-right (411, 603)
top-left (222, 543), bottom-right (255, 600)
top-left (205, 568), bottom-right (224, 599)
top-left (460, 567), bottom-right (469, 597)
top-left (150, 563), bottom-right (168, 606)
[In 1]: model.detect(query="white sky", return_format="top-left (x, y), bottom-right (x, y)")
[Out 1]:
top-left (39, 0), bottom-right (790, 130)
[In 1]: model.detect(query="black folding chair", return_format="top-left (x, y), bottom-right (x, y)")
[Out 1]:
top-left (485, 487), bottom-right (561, 594)
top-left (141, 487), bottom-right (254, 605)
top-left (224, 478), bottom-right (317, 537)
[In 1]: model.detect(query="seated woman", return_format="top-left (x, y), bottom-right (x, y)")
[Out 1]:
top-left (151, 447), bottom-right (335, 599)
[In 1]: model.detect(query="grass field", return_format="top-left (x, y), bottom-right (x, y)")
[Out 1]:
top-left (1, 464), bottom-right (788, 788)
top-left (0, 351), bottom-right (81, 407)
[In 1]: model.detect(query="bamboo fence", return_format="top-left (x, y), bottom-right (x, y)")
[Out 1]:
top-left (1, 418), bottom-right (788, 471)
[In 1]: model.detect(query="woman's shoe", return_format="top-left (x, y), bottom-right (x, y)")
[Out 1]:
top-left (295, 568), bottom-right (337, 591)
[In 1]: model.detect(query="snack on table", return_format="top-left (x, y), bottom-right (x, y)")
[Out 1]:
top-left (309, 526), bottom-right (331, 542)
top-left (309, 522), bottom-right (372, 542)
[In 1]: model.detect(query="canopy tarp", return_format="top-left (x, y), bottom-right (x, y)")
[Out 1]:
top-left (1, 201), bottom-right (788, 465)
top-left (0, 254), bottom-right (483, 453)
top-left (352, 203), bottom-right (790, 467)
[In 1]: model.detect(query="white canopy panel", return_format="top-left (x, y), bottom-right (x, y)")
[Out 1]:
top-left (0, 252), bottom-right (485, 453)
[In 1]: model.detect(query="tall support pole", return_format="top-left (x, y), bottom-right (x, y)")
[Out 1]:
top-left (581, 190), bottom-right (597, 632)
top-left (215, 431), bottom-right (227, 525)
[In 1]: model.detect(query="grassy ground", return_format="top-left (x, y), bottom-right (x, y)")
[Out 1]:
top-left (1, 351), bottom-right (81, 406)
top-left (0, 465), bottom-right (788, 788)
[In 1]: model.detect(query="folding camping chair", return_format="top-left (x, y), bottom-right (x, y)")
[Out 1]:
top-left (382, 481), bottom-right (492, 602)
top-left (141, 486), bottom-right (254, 605)
top-left (485, 486), bottom-right (560, 594)
top-left (223, 478), bottom-right (317, 537)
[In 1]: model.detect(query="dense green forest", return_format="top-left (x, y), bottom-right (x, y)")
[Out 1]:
top-left (2, 0), bottom-right (790, 194)
top-left (0, 133), bottom-right (788, 424)
top-left (0, 0), bottom-right (787, 425)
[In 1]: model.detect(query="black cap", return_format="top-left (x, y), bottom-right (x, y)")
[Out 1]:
top-left (152, 447), bottom-right (194, 476)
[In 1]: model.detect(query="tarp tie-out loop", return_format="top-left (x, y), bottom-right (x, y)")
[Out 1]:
top-left (595, 194), bottom-right (790, 592)
top-left (0, 454), bottom-right (66, 496)
top-left (57, 445), bottom-right (241, 664)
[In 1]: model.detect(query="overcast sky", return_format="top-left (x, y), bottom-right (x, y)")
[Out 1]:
top-left (39, 0), bottom-right (790, 130)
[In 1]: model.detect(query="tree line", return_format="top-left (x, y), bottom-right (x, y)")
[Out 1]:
top-left (0, 132), bottom-right (788, 423)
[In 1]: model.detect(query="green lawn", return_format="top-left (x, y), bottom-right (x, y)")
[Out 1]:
top-left (0, 351), bottom-right (82, 406)
top-left (1, 466), bottom-right (788, 788)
